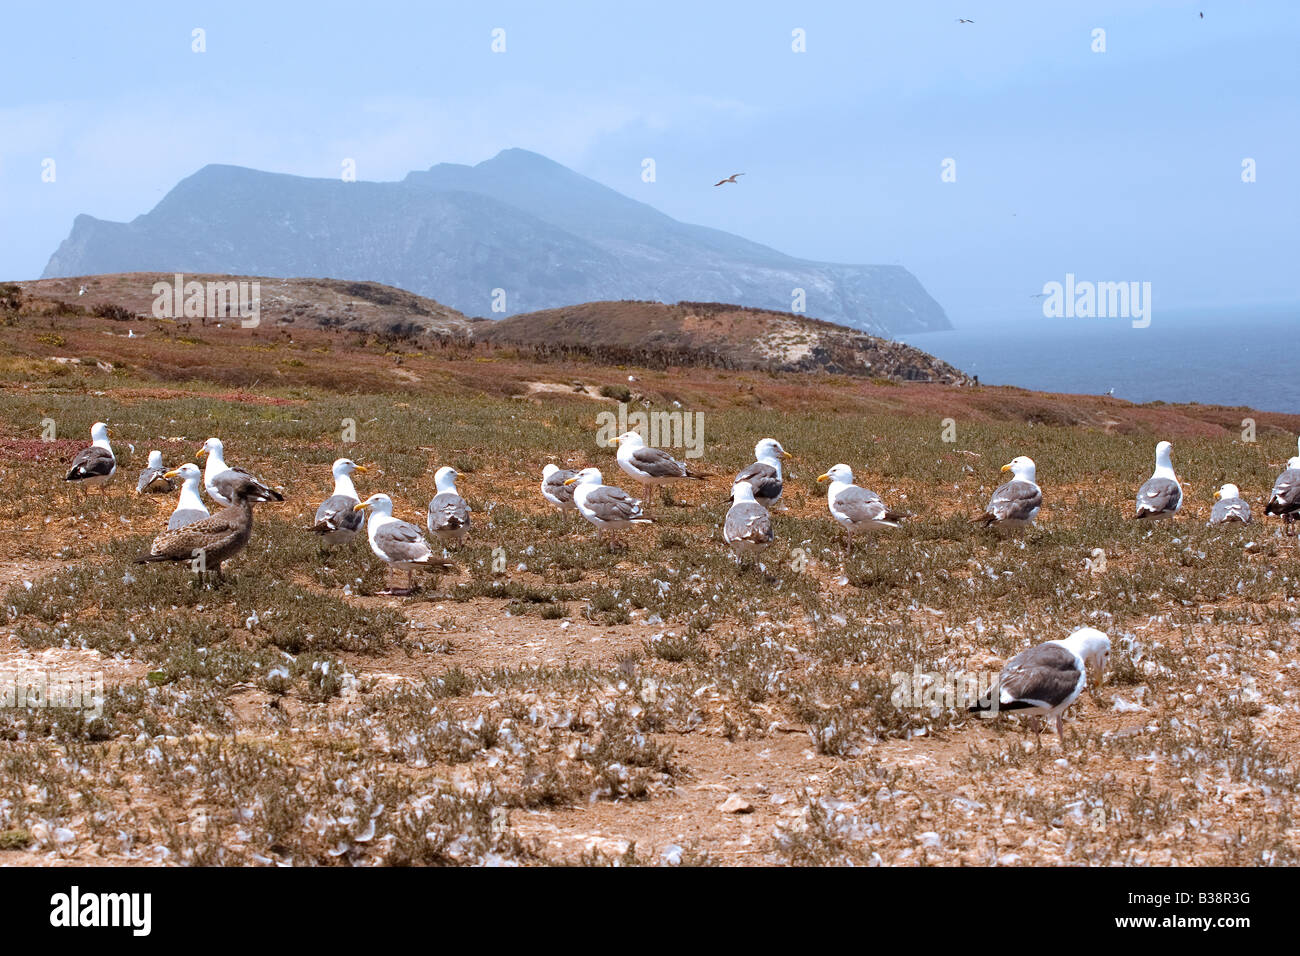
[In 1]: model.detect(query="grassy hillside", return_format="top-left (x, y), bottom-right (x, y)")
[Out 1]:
top-left (0, 294), bottom-right (1297, 866)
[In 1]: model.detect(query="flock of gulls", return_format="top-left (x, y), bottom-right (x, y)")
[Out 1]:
top-left (59, 422), bottom-right (1300, 743)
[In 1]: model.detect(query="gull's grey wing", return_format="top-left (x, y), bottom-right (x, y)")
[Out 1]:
top-left (833, 486), bottom-right (899, 525)
top-left (998, 644), bottom-right (1082, 709)
top-left (543, 469), bottom-right (578, 505)
top-left (373, 520), bottom-right (433, 563)
top-left (428, 492), bottom-right (471, 531)
top-left (314, 494), bottom-right (363, 534)
top-left (734, 462), bottom-right (782, 503)
top-left (211, 467), bottom-right (282, 503)
top-left (724, 501), bottom-right (773, 546)
top-left (66, 446), bottom-right (115, 480)
top-left (629, 446), bottom-right (688, 479)
top-left (137, 466), bottom-right (175, 494)
top-left (985, 480), bottom-right (1042, 522)
top-left (1267, 468), bottom-right (1300, 515)
top-left (1135, 477), bottom-right (1181, 517)
top-left (1209, 497), bottom-right (1251, 524)
top-left (585, 485), bottom-right (647, 522)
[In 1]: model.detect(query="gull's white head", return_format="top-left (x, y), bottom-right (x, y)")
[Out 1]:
top-left (146, 449), bottom-right (164, 468)
top-left (1288, 456), bottom-right (1300, 471)
top-left (563, 467), bottom-right (603, 487)
top-left (353, 493), bottom-right (394, 517)
top-left (1155, 441), bottom-right (1173, 467)
top-left (1001, 455), bottom-right (1036, 483)
top-left (817, 463), bottom-right (854, 486)
top-left (731, 480), bottom-right (759, 504)
top-left (164, 463), bottom-right (202, 483)
top-left (90, 422), bottom-right (111, 444)
top-left (434, 465), bottom-right (461, 493)
top-left (332, 458), bottom-right (366, 478)
top-left (1062, 626), bottom-right (1111, 685)
top-left (610, 431), bottom-right (645, 449)
top-left (1215, 483), bottom-right (1240, 501)
top-left (755, 438), bottom-right (792, 463)
top-left (197, 437), bottom-right (224, 460)
top-left (542, 463), bottom-right (559, 479)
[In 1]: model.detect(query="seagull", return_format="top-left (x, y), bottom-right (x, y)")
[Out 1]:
top-left (816, 463), bottom-right (907, 552)
top-left (1132, 441), bottom-right (1182, 520)
top-left (64, 422), bottom-right (116, 495)
top-left (1209, 484), bottom-right (1252, 525)
top-left (564, 467), bottom-right (653, 549)
top-left (312, 458), bottom-right (368, 547)
top-left (723, 481), bottom-right (774, 561)
top-left (1264, 450), bottom-right (1300, 534)
top-left (1105, 388), bottom-right (1115, 396)
top-left (968, 627), bottom-right (1111, 745)
top-left (77, 285), bottom-right (86, 296)
top-left (135, 477), bottom-right (279, 583)
top-left (612, 431), bottom-right (707, 507)
top-left (164, 463), bottom-right (210, 530)
top-left (136, 450), bottom-right (176, 495)
top-left (713, 173), bottom-right (744, 187)
top-left (541, 464), bottom-right (579, 518)
top-left (971, 456), bottom-right (1041, 529)
top-left (957, 18), bottom-right (975, 24)
top-left (427, 466), bottom-right (471, 548)
top-left (354, 493), bottom-right (452, 595)
top-left (733, 438), bottom-right (793, 509)
top-left (197, 437), bottom-right (282, 506)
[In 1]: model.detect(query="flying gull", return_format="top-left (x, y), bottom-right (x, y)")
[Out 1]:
top-left (713, 173), bottom-right (743, 186)
top-left (723, 481), bottom-right (774, 561)
top-left (968, 627), bottom-right (1111, 744)
top-left (136, 450), bottom-right (175, 495)
top-left (354, 493), bottom-right (452, 595)
top-left (1132, 440), bottom-right (1182, 520)
top-left (612, 431), bottom-right (707, 507)
top-left (427, 466), bottom-right (471, 548)
top-left (313, 458), bottom-right (368, 547)
top-left (164, 463), bottom-right (210, 530)
top-left (971, 455), bottom-right (1041, 528)
top-left (541, 463), bottom-right (579, 518)
top-left (1264, 449), bottom-right (1300, 534)
top-left (64, 422), bottom-right (116, 494)
top-left (564, 467), bottom-right (653, 549)
top-left (135, 477), bottom-right (279, 583)
top-left (197, 437), bottom-right (282, 506)
top-left (816, 463), bottom-right (906, 552)
top-left (733, 438), bottom-right (793, 509)
top-left (1208, 483), bottom-right (1252, 525)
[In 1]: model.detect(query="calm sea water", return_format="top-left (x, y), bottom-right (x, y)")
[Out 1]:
top-left (899, 304), bottom-right (1300, 413)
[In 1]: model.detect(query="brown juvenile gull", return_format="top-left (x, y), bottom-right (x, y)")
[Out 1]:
top-left (136, 450), bottom-right (176, 495)
top-left (64, 422), bottom-right (115, 494)
top-left (723, 481), bottom-right (773, 561)
top-left (1208, 483), bottom-right (1252, 525)
top-left (355, 493), bottom-right (452, 595)
top-left (1264, 444), bottom-right (1300, 534)
top-left (313, 458), bottom-right (368, 547)
top-left (971, 455), bottom-right (1041, 528)
top-left (135, 477), bottom-right (279, 582)
top-left (816, 463), bottom-right (906, 552)
top-left (197, 437), bottom-right (282, 506)
top-left (165, 463), bottom-right (210, 530)
top-left (968, 627), bottom-right (1111, 745)
top-left (1132, 441), bottom-right (1182, 520)
top-left (427, 466), bottom-right (471, 548)
top-left (733, 438), bottom-right (793, 509)
top-left (564, 467), bottom-right (653, 549)
top-left (541, 463), bottom-right (579, 518)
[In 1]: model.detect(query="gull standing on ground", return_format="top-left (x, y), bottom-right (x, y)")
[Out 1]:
top-left (1132, 441), bottom-right (1182, 520)
top-left (612, 431), bottom-right (707, 508)
top-left (1208, 484), bottom-right (1252, 525)
top-left (723, 481), bottom-right (774, 561)
top-left (65, 422), bottom-right (116, 495)
top-left (541, 464), bottom-right (579, 518)
top-left (968, 627), bottom-right (1111, 746)
top-left (427, 466), bottom-right (471, 548)
top-left (564, 467), bottom-right (653, 549)
top-left (816, 463), bottom-right (906, 552)
top-left (164, 463), bottom-right (210, 530)
top-left (136, 450), bottom-right (175, 495)
top-left (312, 458), bottom-right (368, 547)
top-left (733, 438), bottom-right (793, 509)
top-left (135, 478), bottom-right (279, 583)
top-left (1265, 442), bottom-right (1300, 534)
top-left (972, 455), bottom-right (1042, 528)
top-left (354, 493), bottom-right (451, 595)
top-left (197, 437), bottom-right (282, 506)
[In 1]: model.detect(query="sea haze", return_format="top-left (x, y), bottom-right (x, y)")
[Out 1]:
top-left (899, 304), bottom-right (1300, 414)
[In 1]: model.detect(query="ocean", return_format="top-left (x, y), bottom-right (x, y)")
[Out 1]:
top-left (898, 304), bottom-right (1300, 414)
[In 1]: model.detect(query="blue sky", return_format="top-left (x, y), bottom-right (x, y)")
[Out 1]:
top-left (1, 0), bottom-right (1296, 325)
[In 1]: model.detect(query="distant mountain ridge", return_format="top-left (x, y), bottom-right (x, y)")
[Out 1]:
top-left (42, 149), bottom-right (951, 335)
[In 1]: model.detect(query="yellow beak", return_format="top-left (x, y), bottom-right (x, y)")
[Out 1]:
top-left (816, 473), bottom-right (830, 483)
top-left (564, 476), bottom-right (579, 486)
top-left (781, 451), bottom-right (794, 460)
top-left (352, 501), bottom-right (369, 512)
top-left (1001, 463), bottom-right (1012, 473)
top-left (163, 469), bottom-right (181, 479)
top-left (1214, 490), bottom-right (1221, 499)
top-left (354, 465), bottom-right (369, 474)
top-left (196, 448), bottom-right (208, 459)
top-left (609, 437), bottom-right (620, 446)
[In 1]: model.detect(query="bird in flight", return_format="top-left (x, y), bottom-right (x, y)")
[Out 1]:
top-left (957, 18), bottom-right (974, 24)
top-left (713, 173), bottom-right (744, 187)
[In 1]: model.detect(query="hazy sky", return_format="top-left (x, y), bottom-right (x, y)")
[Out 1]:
top-left (2, 1), bottom-right (1296, 326)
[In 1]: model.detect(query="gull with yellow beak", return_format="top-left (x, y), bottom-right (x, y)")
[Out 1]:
top-left (564, 467), bottom-right (653, 549)
top-left (353, 493), bottom-right (452, 595)
top-left (972, 455), bottom-right (1041, 528)
top-left (733, 438), bottom-right (793, 509)
top-left (64, 422), bottom-right (116, 495)
top-left (313, 458), bottom-right (369, 547)
top-left (427, 466), bottom-right (471, 548)
top-left (197, 437), bottom-right (282, 506)
top-left (164, 463), bottom-right (210, 530)
top-left (611, 431), bottom-right (707, 509)
top-left (1208, 483), bottom-right (1252, 525)
top-left (816, 463), bottom-right (907, 552)
top-left (136, 450), bottom-right (176, 495)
